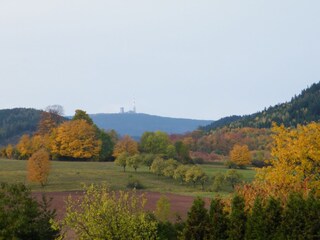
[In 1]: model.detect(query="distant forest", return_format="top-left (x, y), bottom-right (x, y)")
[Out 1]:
top-left (0, 108), bottom-right (41, 146)
top-left (202, 81), bottom-right (320, 131)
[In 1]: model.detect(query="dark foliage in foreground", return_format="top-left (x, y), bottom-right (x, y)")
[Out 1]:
top-left (0, 183), bottom-right (59, 240)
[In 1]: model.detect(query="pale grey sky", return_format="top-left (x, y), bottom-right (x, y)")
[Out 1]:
top-left (0, 0), bottom-right (319, 120)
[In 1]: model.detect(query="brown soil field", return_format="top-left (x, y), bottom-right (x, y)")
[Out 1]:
top-left (32, 191), bottom-right (210, 221)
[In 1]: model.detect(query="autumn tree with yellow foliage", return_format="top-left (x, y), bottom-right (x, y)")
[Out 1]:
top-left (28, 149), bottom-right (51, 186)
top-left (17, 134), bottom-right (51, 160)
top-left (237, 122), bottom-right (320, 207)
top-left (16, 135), bottom-right (32, 159)
top-left (113, 135), bottom-right (139, 158)
top-left (51, 119), bottom-right (101, 160)
top-left (230, 144), bottom-right (252, 168)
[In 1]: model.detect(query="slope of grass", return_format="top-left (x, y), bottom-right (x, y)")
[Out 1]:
top-left (0, 159), bottom-right (255, 197)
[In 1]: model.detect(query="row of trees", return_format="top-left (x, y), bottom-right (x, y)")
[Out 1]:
top-left (183, 192), bottom-right (320, 240)
top-left (112, 131), bottom-right (192, 165)
top-left (114, 151), bottom-right (209, 190)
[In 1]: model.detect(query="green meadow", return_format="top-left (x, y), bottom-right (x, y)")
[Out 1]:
top-left (0, 158), bottom-right (256, 197)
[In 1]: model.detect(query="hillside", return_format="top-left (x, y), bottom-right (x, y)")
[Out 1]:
top-left (0, 109), bottom-right (212, 146)
top-left (0, 108), bottom-right (41, 146)
top-left (90, 113), bottom-right (213, 138)
top-left (202, 81), bottom-right (320, 131)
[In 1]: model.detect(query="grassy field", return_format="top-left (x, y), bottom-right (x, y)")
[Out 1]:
top-left (0, 158), bottom-right (256, 197)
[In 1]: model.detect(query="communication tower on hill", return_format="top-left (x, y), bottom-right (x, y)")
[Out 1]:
top-left (133, 99), bottom-right (136, 113)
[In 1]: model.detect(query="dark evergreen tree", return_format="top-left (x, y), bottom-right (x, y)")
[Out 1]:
top-left (245, 197), bottom-right (266, 240)
top-left (304, 193), bottom-right (320, 240)
top-left (280, 192), bottom-right (307, 239)
top-left (227, 195), bottom-right (246, 240)
top-left (0, 183), bottom-right (59, 240)
top-left (208, 197), bottom-right (228, 240)
top-left (264, 197), bottom-right (282, 240)
top-left (183, 197), bottom-right (209, 240)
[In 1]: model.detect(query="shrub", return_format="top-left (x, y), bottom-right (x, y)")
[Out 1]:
top-left (58, 185), bottom-right (158, 239)
top-left (126, 176), bottom-right (144, 189)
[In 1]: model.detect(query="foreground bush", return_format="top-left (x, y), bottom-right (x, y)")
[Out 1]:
top-left (0, 183), bottom-right (58, 240)
top-left (57, 185), bottom-right (158, 240)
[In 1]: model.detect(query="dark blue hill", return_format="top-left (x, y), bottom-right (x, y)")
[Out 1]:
top-left (90, 113), bottom-right (213, 138)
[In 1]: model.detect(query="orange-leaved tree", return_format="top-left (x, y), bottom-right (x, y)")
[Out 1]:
top-left (50, 119), bottom-right (101, 160)
top-left (113, 135), bottom-right (139, 158)
top-left (27, 149), bottom-right (51, 187)
top-left (230, 144), bottom-right (252, 168)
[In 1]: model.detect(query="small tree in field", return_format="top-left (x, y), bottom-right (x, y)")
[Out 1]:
top-left (151, 157), bottom-right (165, 176)
top-left (127, 154), bottom-right (142, 172)
top-left (225, 169), bottom-right (242, 189)
top-left (28, 149), bottom-right (51, 187)
top-left (114, 152), bottom-right (128, 172)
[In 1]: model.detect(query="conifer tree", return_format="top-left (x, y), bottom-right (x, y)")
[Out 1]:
top-left (227, 195), bottom-right (246, 240)
top-left (280, 192), bottom-right (307, 239)
top-left (264, 197), bottom-right (282, 240)
top-left (208, 197), bottom-right (228, 240)
top-left (304, 193), bottom-right (320, 239)
top-left (183, 197), bottom-right (209, 240)
top-left (245, 197), bottom-right (266, 240)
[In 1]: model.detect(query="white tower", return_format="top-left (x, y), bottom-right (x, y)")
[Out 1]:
top-left (133, 99), bottom-right (136, 113)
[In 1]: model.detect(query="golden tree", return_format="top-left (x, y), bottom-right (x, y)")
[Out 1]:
top-left (51, 119), bottom-right (101, 159)
top-left (230, 144), bottom-right (252, 168)
top-left (237, 122), bottom-right (320, 207)
top-left (113, 135), bottom-right (139, 158)
top-left (257, 123), bottom-right (320, 195)
top-left (16, 135), bottom-right (32, 159)
top-left (28, 149), bottom-right (51, 187)
top-left (31, 134), bottom-right (51, 153)
top-left (5, 144), bottom-right (14, 159)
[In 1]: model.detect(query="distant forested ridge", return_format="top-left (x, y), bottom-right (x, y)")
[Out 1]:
top-left (0, 108), bottom-right (41, 146)
top-left (202, 81), bottom-right (320, 131)
top-left (90, 113), bottom-right (213, 138)
top-left (0, 109), bottom-right (213, 146)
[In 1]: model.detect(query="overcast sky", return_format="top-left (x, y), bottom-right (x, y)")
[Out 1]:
top-left (0, 1), bottom-right (319, 120)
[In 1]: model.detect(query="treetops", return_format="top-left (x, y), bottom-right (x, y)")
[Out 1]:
top-left (11, 108), bottom-right (115, 161)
